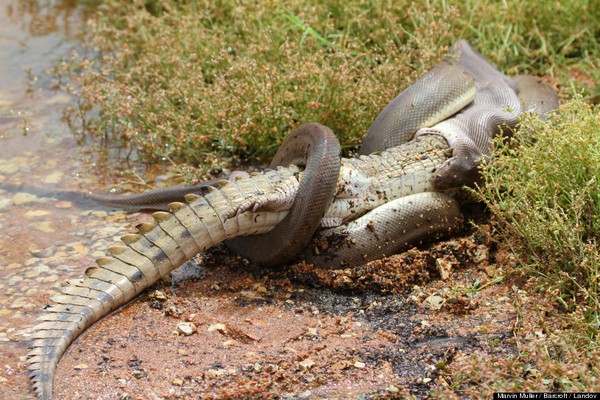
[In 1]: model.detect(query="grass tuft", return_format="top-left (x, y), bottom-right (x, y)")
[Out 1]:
top-left (475, 96), bottom-right (599, 330)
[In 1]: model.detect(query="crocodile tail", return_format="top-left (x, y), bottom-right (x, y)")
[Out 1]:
top-left (25, 201), bottom-right (201, 398)
top-left (26, 168), bottom-right (294, 399)
top-left (25, 192), bottom-right (238, 399)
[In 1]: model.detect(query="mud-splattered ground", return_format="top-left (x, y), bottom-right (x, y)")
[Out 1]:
top-left (45, 229), bottom-right (548, 400)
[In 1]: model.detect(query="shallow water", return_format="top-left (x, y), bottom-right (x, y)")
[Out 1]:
top-left (0, 2), bottom-right (170, 397)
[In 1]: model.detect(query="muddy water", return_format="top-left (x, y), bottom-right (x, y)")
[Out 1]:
top-left (0, 2), bottom-right (171, 397)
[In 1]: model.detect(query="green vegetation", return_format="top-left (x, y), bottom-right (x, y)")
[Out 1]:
top-left (55, 0), bottom-right (599, 395)
top-left (477, 97), bottom-right (599, 331)
top-left (57, 0), bottom-right (598, 174)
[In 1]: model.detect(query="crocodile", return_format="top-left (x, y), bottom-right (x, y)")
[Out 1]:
top-left (26, 40), bottom-right (558, 399)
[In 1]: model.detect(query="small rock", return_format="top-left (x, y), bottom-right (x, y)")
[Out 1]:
top-left (0, 198), bottom-right (13, 210)
top-left (354, 361), bottom-right (366, 369)
top-left (55, 201), bottom-right (72, 209)
top-left (423, 295), bottom-right (444, 311)
top-left (8, 275), bottom-right (23, 285)
top-left (12, 192), bottom-right (38, 205)
top-left (171, 378), bottom-right (183, 386)
top-left (69, 243), bottom-right (89, 256)
top-left (299, 359), bottom-right (315, 370)
top-left (98, 226), bottom-right (124, 237)
top-left (207, 368), bottom-right (227, 377)
top-left (305, 328), bottom-right (318, 337)
top-left (473, 245), bottom-right (489, 264)
top-left (132, 369), bottom-right (146, 379)
top-left (25, 257), bottom-right (41, 266)
top-left (423, 377), bottom-right (432, 384)
top-left (5, 263), bottom-right (22, 270)
top-left (485, 264), bottom-right (498, 278)
top-left (30, 221), bottom-right (55, 233)
top-left (10, 299), bottom-right (34, 309)
top-left (0, 162), bottom-right (18, 175)
top-left (31, 247), bottom-right (56, 258)
top-left (177, 322), bottom-right (197, 336)
top-left (73, 364), bottom-right (88, 370)
top-left (25, 264), bottom-right (50, 278)
top-left (24, 210), bottom-right (50, 218)
top-left (43, 172), bottom-right (64, 184)
top-left (387, 385), bottom-right (399, 393)
top-left (436, 257), bottom-right (453, 280)
top-left (150, 290), bottom-right (167, 301)
top-left (40, 275), bottom-right (59, 283)
top-left (208, 323), bottom-right (227, 333)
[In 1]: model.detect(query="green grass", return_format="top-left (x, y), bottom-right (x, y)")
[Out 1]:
top-left (52, 0), bottom-right (600, 395)
top-left (476, 97), bottom-right (599, 331)
top-left (56, 0), bottom-right (598, 176)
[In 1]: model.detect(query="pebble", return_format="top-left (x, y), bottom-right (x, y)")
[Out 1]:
top-left (5, 263), bottom-right (22, 270)
top-left (55, 200), bottom-right (72, 209)
top-left (31, 247), bottom-right (56, 258)
top-left (0, 198), bottom-right (13, 210)
top-left (354, 361), bottom-right (366, 369)
top-left (98, 226), bottom-right (124, 237)
top-left (30, 221), bottom-right (55, 233)
top-left (177, 322), bottom-right (197, 336)
top-left (25, 257), bottom-right (41, 266)
top-left (207, 368), bottom-right (228, 377)
top-left (299, 359), bottom-right (315, 370)
top-left (151, 290), bottom-right (167, 301)
top-left (387, 385), bottom-right (399, 393)
top-left (40, 275), bottom-right (59, 283)
top-left (69, 243), bottom-right (89, 256)
top-left (24, 210), bottom-right (51, 218)
top-left (43, 172), bottom-right (64, 184)
top-left (436, 257), bottom-right (453, 280)
top-left (474, 245), bottom-right (489, 264)
top-left (12, 192), bottom-right (39, 205)
top-left (10, 298), bottom-right (34, 309)
top-left (0, 162), bottom-right (19, 175)
top-left (208, 323), bottom-right (227, 333)
top-left (8, 275), bottom-right (23, 285)
top-left (25, 264), bottom-right (50, 278)
top-left (305, 328), bottom-right (318, 337)
top-left (423, 295), bottom-right (444, 311)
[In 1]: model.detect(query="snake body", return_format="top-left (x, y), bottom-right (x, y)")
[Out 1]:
top-left (226, 123), bottom-right (341, 266)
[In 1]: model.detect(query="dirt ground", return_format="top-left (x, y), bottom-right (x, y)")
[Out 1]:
top-left (36, 225), bottom-right (553, 400)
